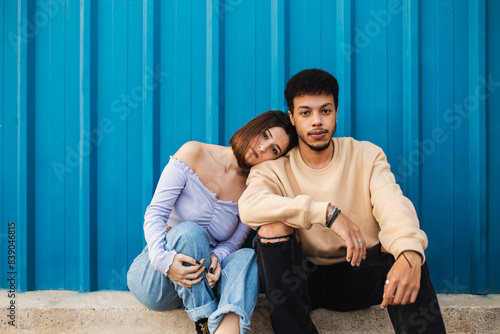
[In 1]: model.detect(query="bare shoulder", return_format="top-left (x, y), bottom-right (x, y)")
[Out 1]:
top-left (173, 141), bottom-right (207, 169)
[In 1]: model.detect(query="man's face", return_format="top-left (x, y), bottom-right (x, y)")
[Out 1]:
top-left (288, 94), bottom-right (337, 152)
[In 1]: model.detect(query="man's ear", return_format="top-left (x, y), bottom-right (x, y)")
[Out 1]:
top-left (288, 110), bottom-right (295, 126)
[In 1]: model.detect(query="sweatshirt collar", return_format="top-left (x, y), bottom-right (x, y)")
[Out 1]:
top-left (292, 138), bottom-right (340, 175)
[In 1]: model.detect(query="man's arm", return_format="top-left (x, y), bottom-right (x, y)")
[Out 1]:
top-left (368, 147), bottom-right (427, 306)
top-left (370, 148), bottom-right (428, 261)
top-left (240, 162), bottom-right (367, 266)
top-left (239, 164), bottom-right (329, 230)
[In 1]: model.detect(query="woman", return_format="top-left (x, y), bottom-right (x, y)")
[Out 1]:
top-left (127, 110), bottom-right (297, 334)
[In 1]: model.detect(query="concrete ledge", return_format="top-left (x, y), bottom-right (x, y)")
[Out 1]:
top-left (1, 290), bottom-right (499, 333)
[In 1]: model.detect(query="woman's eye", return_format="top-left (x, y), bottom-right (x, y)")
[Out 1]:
top-left (263, 132), bottom-right (268, 140)
top-left (272, 147), bottom-right (278, 155)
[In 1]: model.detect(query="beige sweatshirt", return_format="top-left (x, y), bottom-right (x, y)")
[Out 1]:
top-left (239, 137), bottom-right (428, 265)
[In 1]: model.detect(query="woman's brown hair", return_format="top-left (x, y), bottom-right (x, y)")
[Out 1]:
top-left (230, 110), bottom-right (297, 173)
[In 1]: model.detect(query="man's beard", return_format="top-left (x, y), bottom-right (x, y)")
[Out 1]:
top-left (298, 124), bottom-right (336, 152)
top-left (302, 139), bottom-right (331, 152)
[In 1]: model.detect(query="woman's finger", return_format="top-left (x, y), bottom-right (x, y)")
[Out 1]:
top-left (179, 276), bottom-right (203, 288)
top-left (206, 271), bottom-right (219, 281)
top-left (175, 254), bottom-right (199, 266)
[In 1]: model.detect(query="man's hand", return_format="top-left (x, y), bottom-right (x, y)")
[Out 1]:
top-left (381, 251), bottom-right (422, 308)
top-left (167, 254), bottom-right (205, 288)
top-left (206, 255), bottom-right (221, 289)
top-left (328, 208), bottom-right (366, 266)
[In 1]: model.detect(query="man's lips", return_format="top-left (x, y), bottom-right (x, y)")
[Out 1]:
top-left (308, 130), bottom-right (328, 139)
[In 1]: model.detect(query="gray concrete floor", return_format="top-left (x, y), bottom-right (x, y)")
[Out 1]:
top-left (1, 290), bottom-right (499, 333)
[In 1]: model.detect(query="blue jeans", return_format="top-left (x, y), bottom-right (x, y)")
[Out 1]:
top-left (127, 221), bottom-right (259, 334)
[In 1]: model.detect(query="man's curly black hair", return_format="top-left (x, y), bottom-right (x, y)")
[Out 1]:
top-left (284, 69), bottom-right (339, 114)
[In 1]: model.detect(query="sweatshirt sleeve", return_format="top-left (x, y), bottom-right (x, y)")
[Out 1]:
top-left (239, 162), bottom-right (329, 230)
top-left (369, 148), bottom-right (428, 262)
top-left (143, 159), bottom-right (185, 275)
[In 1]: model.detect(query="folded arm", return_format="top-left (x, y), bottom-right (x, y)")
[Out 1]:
top-left (239, 165), bottom-right (329, 230)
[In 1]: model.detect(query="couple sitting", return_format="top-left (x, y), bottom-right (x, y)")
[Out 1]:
top-left (127, 69), bottom-right (447, 334)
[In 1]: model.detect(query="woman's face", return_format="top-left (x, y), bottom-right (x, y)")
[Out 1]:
top-left (244, 126), bottom-right (290, 166)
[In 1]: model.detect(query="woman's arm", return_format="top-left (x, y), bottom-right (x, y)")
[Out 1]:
top-left (210, 221), bottom-right (251, 263)
top-left (143, 158), bottom-right (187, 275)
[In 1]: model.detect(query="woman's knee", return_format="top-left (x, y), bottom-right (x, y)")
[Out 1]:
top-left (166, 221), bottom-right (210, 261)
top-left (168, 221), bottom-right (209, 244)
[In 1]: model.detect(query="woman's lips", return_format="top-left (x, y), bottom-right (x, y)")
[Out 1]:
top-left (252, 148), bottom-right (259, 158)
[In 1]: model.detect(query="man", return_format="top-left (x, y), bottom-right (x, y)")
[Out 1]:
top-left (239, 69), bottom-right (446, 333)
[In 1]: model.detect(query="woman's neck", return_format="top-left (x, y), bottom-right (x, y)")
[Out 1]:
top-left (221, 146), bottom-right (245, 175)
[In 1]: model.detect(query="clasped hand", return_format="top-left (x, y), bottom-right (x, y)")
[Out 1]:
top-left (167, 254), bottom-right (221, 288)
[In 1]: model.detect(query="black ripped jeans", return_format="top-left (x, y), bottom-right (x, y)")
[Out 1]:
top-left (254, 233), bottom-right (446, 334)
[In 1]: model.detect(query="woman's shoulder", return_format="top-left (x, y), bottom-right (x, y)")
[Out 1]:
top-left (173, 141), bottom-right (206, 169)
top-left (174, 141), bottom-right (223, 172)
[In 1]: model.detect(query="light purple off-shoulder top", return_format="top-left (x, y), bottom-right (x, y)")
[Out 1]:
top-left (143, 156), bottom-right (251, 275)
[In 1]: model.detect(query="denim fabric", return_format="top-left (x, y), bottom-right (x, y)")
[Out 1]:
top-left (254, 234), bottom-right (446, 334)
top-left (127, 221), bottom-right (259, 334)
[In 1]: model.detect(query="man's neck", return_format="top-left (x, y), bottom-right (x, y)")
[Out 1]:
top-left (298, 140), bottom-right (334, 170)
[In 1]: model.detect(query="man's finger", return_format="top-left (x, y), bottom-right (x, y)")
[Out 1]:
top-left (345, 239), bottom-right (354, 264)
top-left (391, 284), bottom-right (406, 305)
top-left (353, 236), bottom-right (363, 266)
top-left (381, 280), bottom-right (396, 309)
top-left (409, 288), bottom-right (419, 304)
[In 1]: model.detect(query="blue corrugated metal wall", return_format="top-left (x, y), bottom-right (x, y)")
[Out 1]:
top-left (1, 0), bottom-right (499, 293)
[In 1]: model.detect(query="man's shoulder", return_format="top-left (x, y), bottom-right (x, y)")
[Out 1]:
top-left (337, 137), bottom-right (384, 156)
top-left (250, 148), bottom-right (294, 174)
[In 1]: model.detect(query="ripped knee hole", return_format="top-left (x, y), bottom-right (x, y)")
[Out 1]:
top-left (259, 236), bottom-right (291, 244)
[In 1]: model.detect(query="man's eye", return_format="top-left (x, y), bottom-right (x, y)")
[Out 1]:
top-left (301, 111), bottom-right (310, 116)
top-left (322, 109), bottom-right (331, 113)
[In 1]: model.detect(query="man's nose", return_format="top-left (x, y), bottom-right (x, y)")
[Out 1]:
top-left (311, 112), bottom-right (323, 126)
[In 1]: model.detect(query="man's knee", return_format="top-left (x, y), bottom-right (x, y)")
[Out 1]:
top-left (258, 222), bottom-right (294, 243)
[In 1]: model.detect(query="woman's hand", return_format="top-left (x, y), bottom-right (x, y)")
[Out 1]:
top-left (167, 254), bottom-right (206, 288)
top-left (206, 255), bottom-right (221, 289)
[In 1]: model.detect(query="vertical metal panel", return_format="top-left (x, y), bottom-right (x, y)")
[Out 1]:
top-left (451, 0), bottom-right (473, 294)
top-left (467, 0), bottom-right (488, 293)
top-left (1, 0), bottom-right (498, 293)
top-left (78, 0), bottom-right (97, 291)
top-left (206, 0), bottom-right (221, 144)
top-left (487, 0), bottom-right (500, 293)
top-left (17, 0), bottom-right (36, 291)
top-left (335, 0), bottom-right (352, 138)
top-left (420, 0), bottom-right (455, 291)
top-left (401, 0), bottom-right (421, 210)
